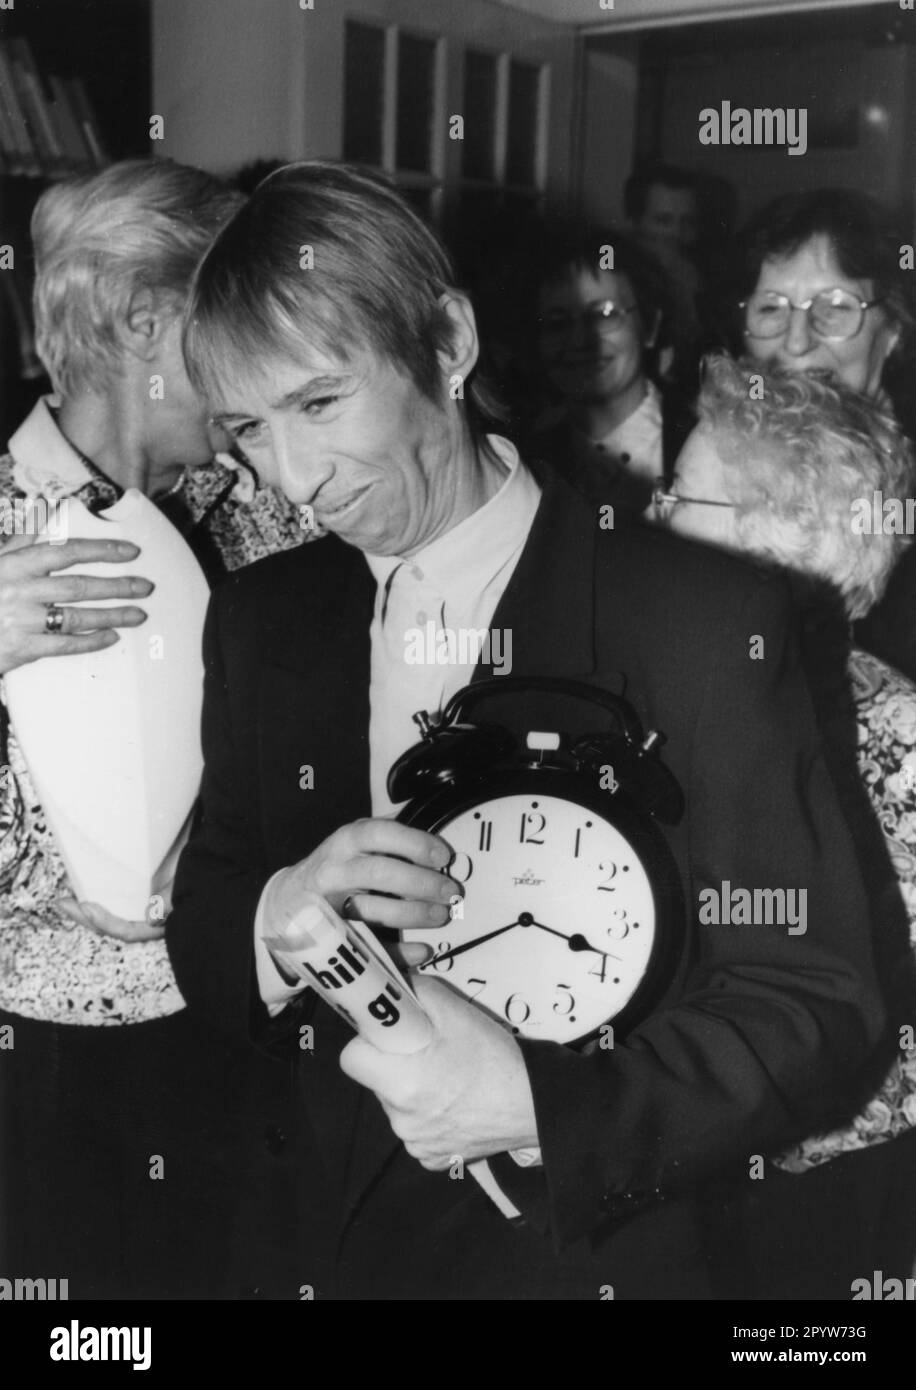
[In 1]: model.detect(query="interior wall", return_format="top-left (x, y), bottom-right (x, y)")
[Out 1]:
top-left (152, 0), bottom-right (577, 201)
top-left (647, 34), bottom-right (913, 226)
top-left (578, 42), bottom-right (639, 227)
top-left (152, 0), bottom-right (302, 173)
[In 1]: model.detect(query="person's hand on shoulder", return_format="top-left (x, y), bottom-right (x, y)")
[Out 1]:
top-left (0, 534), bottom-right (152, 675)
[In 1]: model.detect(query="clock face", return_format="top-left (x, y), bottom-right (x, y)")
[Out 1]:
top-left (401, 790), bottom-right (658, 1044)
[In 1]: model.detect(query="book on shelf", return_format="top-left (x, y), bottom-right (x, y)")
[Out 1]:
top-left (66, 76), bottom-right (107, 166)
top-left (0, 39), bottom-right (41, 174)
top-left (0, 36), bottom-right (106, 176)
top-left (8, 37), bottom-right (65, 168)
top-left (48, 75), bottom-right (94, 165)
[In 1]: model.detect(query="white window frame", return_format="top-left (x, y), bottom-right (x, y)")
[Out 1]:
top-left (342, 12), bottom-right (550, 225)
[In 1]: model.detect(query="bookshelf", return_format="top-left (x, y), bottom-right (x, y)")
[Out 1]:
top-left (0, 35), bottom-right (107, 179)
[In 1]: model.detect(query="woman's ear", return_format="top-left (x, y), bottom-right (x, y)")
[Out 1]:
top-left (117, 287), bottom-right (174, 362)
top-left (436, 291), bottom-right (480, 401)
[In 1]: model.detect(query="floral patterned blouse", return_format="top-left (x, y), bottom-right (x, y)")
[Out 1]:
top-left (775, 646), bottom-right (916, 1171)
top-left (0, 405), bottom-right (309, 1026)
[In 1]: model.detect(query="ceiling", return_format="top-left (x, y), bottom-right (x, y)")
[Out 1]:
top-left (490, 0), bottom-right (890, 30)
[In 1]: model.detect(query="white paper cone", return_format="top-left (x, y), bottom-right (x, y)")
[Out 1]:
top-left (4, 490), bottom-right (209, 920)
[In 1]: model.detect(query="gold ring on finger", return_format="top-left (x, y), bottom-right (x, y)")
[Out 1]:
top-left (44, 603), bottom-right (65, 634)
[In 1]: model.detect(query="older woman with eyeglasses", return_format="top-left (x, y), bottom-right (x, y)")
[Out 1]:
top-left (730, 188), bottom-right (916, 681)
top-left (662, 351), bottom-right (916, 1298)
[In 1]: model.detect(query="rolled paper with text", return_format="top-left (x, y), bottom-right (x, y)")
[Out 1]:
top-left (263, 891), bottom-right (435, 1055)
top-left (3, 490), bottom-right (209, 920)
top-left (264, 890), bottom-right (523, 1220)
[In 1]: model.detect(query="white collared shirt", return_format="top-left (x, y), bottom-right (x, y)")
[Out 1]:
top-left (365, 436), bottom-right (541, 815)
top-left (8, 395), bottom-right (96, 498)
top-left (9, 393), bottom-right (258, 506)
top-left (590, 379), bottom-right (663, 487)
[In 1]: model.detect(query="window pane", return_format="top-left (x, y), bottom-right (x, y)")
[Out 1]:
top-left (398, 185), bottom-right (434, 224)
top-left (462, 50), bottom-right (497, 181)
top-left (456, 186), bottom-right (503, 229)
top-left (506, 60), bottom-right (540, 188)
top-left (397, 32), bottom-right (436, 173)
top-left (503, 190), bottom-right (540, 223)
top-left (344, 21), bottom-right (385, 165)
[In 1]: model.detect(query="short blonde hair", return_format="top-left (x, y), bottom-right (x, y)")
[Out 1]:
top-left (32, 158), bottom-right (242, 397)
top-left (696, 354), bottom-right (916, 620)
top-left (183, 159), bottom-right (505, 439)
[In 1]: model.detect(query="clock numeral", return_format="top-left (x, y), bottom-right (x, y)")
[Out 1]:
top-left (478, 819), bottom-right (493, 852)
top-left (519, 812), bottom-right (546, 846)
top-left (588, 955), bottom-right (609, 983)
top-left (606, 908), bottom-right (630, 940)
top-left (450, 852), bottom-right (474, 884)
top-left (504, 993), bottom-right (532, 1026)
top-left (429, 942), bottom-right (454, 973)
top-left (574, 821), bottom-right (595, 859)
top-left (552, 984), bottom-right (575, 1016)
top-left (597, 861), bottom-right (618, 892)
top-left (466, 977), bottom-right (487, 1001)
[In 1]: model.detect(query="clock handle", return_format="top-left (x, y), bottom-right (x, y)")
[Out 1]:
top-left (442, 676), bottom-right (645, 745)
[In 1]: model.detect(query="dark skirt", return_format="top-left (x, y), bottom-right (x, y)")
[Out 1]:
top-left (0, 1005), bottom-right (306, 1299)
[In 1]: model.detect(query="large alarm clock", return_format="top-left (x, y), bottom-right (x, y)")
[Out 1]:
top-left (390, 677), bottom-right (685, 1047)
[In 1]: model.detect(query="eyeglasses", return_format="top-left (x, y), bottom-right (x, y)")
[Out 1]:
top-left (651, 484), bottom-right (737, 514)
top-left (538, 300), bottom-right (639, 337)
top-left (740, 288), bottom-right (884, 342)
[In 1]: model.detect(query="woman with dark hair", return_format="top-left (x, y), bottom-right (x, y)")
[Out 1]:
top-left (730, 188), bottom-right (916, 680)
top-left (522, 220), bottom-right (695, 518)
top-left (735, 189), bottom-right (914, 413)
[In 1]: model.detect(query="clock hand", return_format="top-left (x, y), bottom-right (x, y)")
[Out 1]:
top-left (424, 920), bottom-right (522, 966)
top-left (526, 918), bottom-right (621, 960)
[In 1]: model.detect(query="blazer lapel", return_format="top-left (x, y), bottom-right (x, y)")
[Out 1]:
top-left (256, 542), bottom-right (374, 870)
top-left (487, 473), bottom-right (598, 680)
top-left (249, 541), bottom-right (406, 1231)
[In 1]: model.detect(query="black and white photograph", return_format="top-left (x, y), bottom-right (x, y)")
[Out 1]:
top-left (1, 0), bottom-right (916, 1357)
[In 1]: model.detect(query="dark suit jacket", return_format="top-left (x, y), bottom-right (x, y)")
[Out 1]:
top-left (167, 470), bottom-right (883, 1300)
